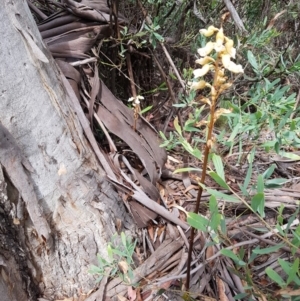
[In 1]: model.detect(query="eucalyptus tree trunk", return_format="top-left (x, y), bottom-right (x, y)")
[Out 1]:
top-left (0, 1), bottom-right (131, 300)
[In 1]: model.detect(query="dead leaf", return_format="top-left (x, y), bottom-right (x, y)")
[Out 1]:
top-left (206, 245), bottom-right (215, 267)
top-left (148, 224), bottom-right (154, 241)
top-left (216, 276), bottom-right (229, 301)
top-left (118, 261), bottom-right (129, 274)
top-left (117, 295), bottom-right (128, 301)
top-left (276, 287), bottom-right (300, 296)
top-left (127, 286), bottom-right (137, 301)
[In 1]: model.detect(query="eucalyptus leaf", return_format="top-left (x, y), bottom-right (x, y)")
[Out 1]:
top-left (205, 187), bottom-right (240, 202)
top-left (211, 153), bottom-right (225, 180)
top-left (265, 267), bottom-right (285, 287)
top-left (187, 212), bottom-right (209, 231)
top-left (247, 50), bottom-right (258, 70)
top-left (253, 243), bottom-right (284, 254)
top-left (220, 249), bottom-right (246, 266)
top-left (208, 171), bottom-right (229, 190)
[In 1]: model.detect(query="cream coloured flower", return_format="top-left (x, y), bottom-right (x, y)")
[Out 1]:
top-left (199, 25), bottom-right (218, 37)
top-left (221, 54), bottom-right (244, 73)
top-left (214, 108), bottom-right (232, 121)
top-left (193, 64), bottom-right (211, 78)
top-left (200, 97), bottom-right (211, 106)
top-left (221, 54), bottom-right (231, 68)
top-left (224, 38), bottom-right (236, 58)
top-left (197, 41), bottom-right (215, 57)
top-left (190, 80), bottom-right (207, 90)
top-left (195, 56), bottom-right (215, 65)
top-left (227, 62), bottom-right (244, 73)
top-left (215, 27), bottom-right (225, 52)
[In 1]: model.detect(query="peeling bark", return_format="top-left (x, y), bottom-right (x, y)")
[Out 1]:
top-left (0, 1), bottom-right (133, 299)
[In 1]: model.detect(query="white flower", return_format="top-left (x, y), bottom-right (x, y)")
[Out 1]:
top-left (128, 95), bottom-right (144, 106)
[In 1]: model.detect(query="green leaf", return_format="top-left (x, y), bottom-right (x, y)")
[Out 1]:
top-left (265, 267), bottom-right (285, 288)
top-left (173, 116), bottom-right (182, 136)
top-left (251, 192), bottom-right (265, 217)
top-left (262, 164), bottom-right (276, 179)
top-left (209, 195), bottom-right (218, 213)
top-left (253, 243), bottom-right (285, 254)
top-left (279, 152), bottom-right (300, 160)
top-left (208, 171), bottom-right (229, 190)
top-left (248, 251), bottom-right (258, 264)
top-left (211, 153), bottom-right (225, 180)
top-left (265, 178), bottom-right (289, 188)
top-left (257, 174), bottom-right (264, 193)
top-left (243, 148), bottom-right (255, 190)
top-left (107, 244), bottom-right (113, 260)
top-left (173, 167), bottom-right (202, 174)
top-left (153, 32), bottom-right (164, 41)
top-left (220, 249), bottom-right (246, 266)
top-left (121, 232), bottom-right (126, 247)
top-left (287, 258), bottom-right (299, 285)
top-left (89, 265), bottom-right (102, 274)
top-left (208, 195), bottom-right (222, 232)
top-left (205, 187), bottom-right (240, 202)
top-left (210, 212), bottom-right (222, 231)
top-left (187, 212), bottom-right (209, 231)
top-left (228, 122), bottom-right (241, 142)
top-left (247, 50), bottom-right (258, 70)
top-left (234, 293), bottom-right (250, 300)
top-left (111, 247), bottom-right (126, 257)
top-left (220, 217), bottom-right (227, 235)
top-left (140, 105), bottom-right (153, 115)
top-left (179, 138), bottom-right (202, 159)
top-left (239, 183), bottom-right (249, 197)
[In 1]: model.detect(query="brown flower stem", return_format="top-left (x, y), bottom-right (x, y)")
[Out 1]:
top-left (186, 56), bottom-right (221, 290)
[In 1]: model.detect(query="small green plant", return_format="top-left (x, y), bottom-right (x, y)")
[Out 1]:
top-left (89, 232), bottom-right (137, 284)
top-left (144, 17), bottom-right (164, 48)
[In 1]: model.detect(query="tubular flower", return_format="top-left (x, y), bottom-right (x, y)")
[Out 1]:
top-left (215, 28), bottom-right (225, 51)
top-left (220, 83), bottom-right (232, 93)
top-left (221, 54), bottom-right (244, 74)
top-left (193, 64), bottom-right (210, 78)
top-left (224, 37), bottom-right (236, 58)
top-left (195, 56), bottom-right (215, 65)
top-left (197, 41), bottom-right (215, 57)
top-left (200, 97), bottom-right (212, 106)
top-left (199, 25), bottom-right (218, 37)
top-left (190, 80), bottom-right (207, 90)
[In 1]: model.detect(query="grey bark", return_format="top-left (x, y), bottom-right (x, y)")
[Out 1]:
top-left (0, 1), bottom-right (132, 300)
